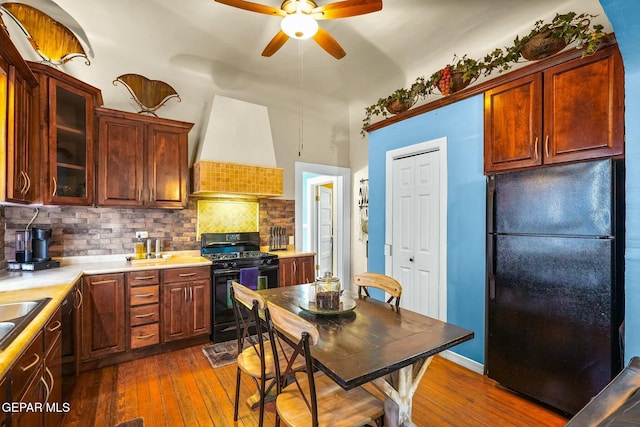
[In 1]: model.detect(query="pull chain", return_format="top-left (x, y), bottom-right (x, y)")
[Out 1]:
top-left (298, 40), bottom-right (304, 157)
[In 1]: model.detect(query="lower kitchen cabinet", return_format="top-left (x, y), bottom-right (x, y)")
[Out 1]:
top-left (128, 270), bottom-right (160, 349)
top-left (77, 265), bottom-right (211, 370)
top-left (81, 273), bottom-right (126, 360)
top-left (162, 267), bottom-right (211, 342)
top-left (279, 255), bottom-right (315, 287)
top-left (11, 330), bottom-right (44, 427)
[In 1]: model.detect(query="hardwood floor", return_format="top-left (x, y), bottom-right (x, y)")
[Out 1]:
top-left (62, 345), bottom-right (569, 427)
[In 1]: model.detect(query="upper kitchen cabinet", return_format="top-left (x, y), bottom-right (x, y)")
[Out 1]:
top-left (0, 28), bottom-right (38, 204)
top-left (96, 107), bottom-right (193, 209)
top-left (484, 44), bottom-right (624, 174)
top-left (29, 62), bottom-right (103, 205)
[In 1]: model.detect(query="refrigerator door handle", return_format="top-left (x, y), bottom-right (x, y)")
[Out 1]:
top-left (488, 273), bottom-right (495, 300)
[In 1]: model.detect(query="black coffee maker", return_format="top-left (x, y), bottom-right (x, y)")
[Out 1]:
top-left (32, 228), bottom-right (52, 261)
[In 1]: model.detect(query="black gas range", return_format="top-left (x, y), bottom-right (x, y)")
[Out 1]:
top-left (201, 232), bottom-right (279, 343)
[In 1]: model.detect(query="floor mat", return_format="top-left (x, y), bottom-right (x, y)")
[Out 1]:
top-left (202, 335), bottom-right (266, 369)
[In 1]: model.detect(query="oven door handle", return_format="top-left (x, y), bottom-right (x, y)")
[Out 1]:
top-left (213, 264), bottom-right (279, 275)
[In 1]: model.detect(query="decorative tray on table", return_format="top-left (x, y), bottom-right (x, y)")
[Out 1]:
top-left (298, 297), bottom-right (357, 315)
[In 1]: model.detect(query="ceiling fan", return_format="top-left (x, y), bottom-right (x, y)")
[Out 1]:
top-left (214, 0), bottom-right (383, 59)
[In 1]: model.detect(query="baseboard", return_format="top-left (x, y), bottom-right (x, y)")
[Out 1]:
top-left (440, 350), bottom-right (484, 374)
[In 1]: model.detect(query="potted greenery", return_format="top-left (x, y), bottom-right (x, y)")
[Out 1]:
top-left (361, 11), bottom-right (608, 137)
top-left (361, 77), bottom-right (428, 136)
top-left (511, 12), bottom-right (607, 61)
top-left (428, 54), bottom-right (488, 96)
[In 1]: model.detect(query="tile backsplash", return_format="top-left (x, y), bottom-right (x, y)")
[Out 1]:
top-left (1, 198), bottom-right (295, 262)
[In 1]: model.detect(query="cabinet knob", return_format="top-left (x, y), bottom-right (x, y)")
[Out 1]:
top-left (409, 257), bottom-right (414, 262)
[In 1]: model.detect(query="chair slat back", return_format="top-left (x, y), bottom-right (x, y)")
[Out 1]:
top-left (267, 301), bottom-right (320, 426)
top-left (354, 272), bottom-right (402, 306)
top-left (230, 281), bottom-right (266, 356)
top-left (232, 281), bottom-right (266, 310)
top-left (267, 302), bottom-right (320, 346)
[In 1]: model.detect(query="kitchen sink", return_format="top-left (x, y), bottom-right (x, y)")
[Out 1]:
top-left (0, 301), bottom-right (41, 322)
top-left (0, 298), bottom-right (51, 350)
top-left (0, 322), bottom-right (15, 341)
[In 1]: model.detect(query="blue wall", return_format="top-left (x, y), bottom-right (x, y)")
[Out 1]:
top-left (600, 0), bottom-right (640, 363)
top-left (368, 96), bottom-right (486, 363)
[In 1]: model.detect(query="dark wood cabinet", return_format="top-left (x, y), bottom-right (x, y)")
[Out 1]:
top-left (127, 270), bottom-right (160, 349)
top-left (29, 62), bottom-right (102, 205)
top-left (81, 273), bottom-right (126, 360)
top-left (279, 255), bottom-right (315, 287)
top-left (12, 366), bottom-right (45, 427)
top-left (96, 107), bottom-right (193, 209)
top-left (11, 330), bottom-right (44, 427)
top-left (484, 44), bottom-right (624, 173)
top-left (162, 267), bottom-right (211, 342)
top-left (0, 29), bottom-right (38, 204)
top-left (44, 332), bottom-right (63, 426)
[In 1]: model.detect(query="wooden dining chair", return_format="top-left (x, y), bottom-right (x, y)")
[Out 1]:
top-left (267, 301), bottom-right (385, 427)
top-left (353, 272), bottom-right (402, 307)
top-left (230, 281), bottom-right (287, 427)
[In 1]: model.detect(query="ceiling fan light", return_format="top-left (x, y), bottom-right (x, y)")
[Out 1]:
top-left (281, 13), bottom-right (318, 40)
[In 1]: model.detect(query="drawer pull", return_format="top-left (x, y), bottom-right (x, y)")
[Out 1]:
top-left (134, 276), bottom-right (155, 280)
top-left (135, 312), bottom-right (155, 318)
top-left (92, 280), bottom-right (116, 285)
top-left (21, 353), bottom-right (40, 372)
top-left (76, 287), bottom-right (84, 309)
top-left (134, 293), bottom-right (155, 298)
top-left (45, 366), bottom-right (54, 401)
top-left (135, 333), bottom-right (156, 340)
top-left (47, 320), bottom-right (62, 332)
top-left (41, 375), bottom-right (51, 401)
top-left (178, 273), bottom-right (197, 277)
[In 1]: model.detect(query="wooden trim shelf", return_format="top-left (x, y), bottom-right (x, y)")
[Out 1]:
top-left (56, 124), bottom-right (86, 135)
top-left (57, 162), bottom-right (86, 171)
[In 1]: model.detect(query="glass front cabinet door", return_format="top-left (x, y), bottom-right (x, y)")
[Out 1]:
top-left (30, 62), bottom-right (102, 206)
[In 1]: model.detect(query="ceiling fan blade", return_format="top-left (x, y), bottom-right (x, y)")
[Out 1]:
top-left (312, 27), bottom-right (346, 59)
top-left (262, 30), bottom-right (290, 57)
top-left (214, 0), bottom-right (285, 17)
top-left (312, 0), bottom-right (382, 20)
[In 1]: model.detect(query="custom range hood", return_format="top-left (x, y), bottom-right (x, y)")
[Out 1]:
top-left (191, 95), bottom-right (283, 198)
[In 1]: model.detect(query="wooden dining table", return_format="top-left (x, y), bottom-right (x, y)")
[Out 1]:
top-left (258, 284), bottom-right (474, 427)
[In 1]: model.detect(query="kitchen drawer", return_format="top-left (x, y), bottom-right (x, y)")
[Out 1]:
top-left (163, 266), bottom-right (210, 284)
top-left (128, 270), bottom-right (159, 286)
top-left (12, 330), bottom-right (43, 399)
top-left (130, 285), bottom-right (159, 306)
top-left (44, 305), bottom-right (62, 355)
top-left (130, 304), bottom-right (160, 326)
top-left (130, 323), bottom-right (159, 349)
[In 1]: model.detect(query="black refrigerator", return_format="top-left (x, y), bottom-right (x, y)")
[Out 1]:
top-left (485, 159), bottom-right (625, 415)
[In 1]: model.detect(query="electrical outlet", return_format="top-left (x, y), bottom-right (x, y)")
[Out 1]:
top-left (135, 231), bottom-right (149, 239)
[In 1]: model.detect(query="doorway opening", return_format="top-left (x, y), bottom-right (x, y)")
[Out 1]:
top-left (295, 162), bottom-right (351, 286)
top-left (384, 137), bottom-right (448, 321)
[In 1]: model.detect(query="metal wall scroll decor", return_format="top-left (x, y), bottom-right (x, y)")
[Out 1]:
top-left (113, 74), bottom-right (181, 116)
top-left (0, 2), bottom-right (89, 66)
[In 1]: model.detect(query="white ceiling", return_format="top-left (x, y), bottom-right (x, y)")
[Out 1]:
top-left (1, 0), bottom-right (612, 158)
